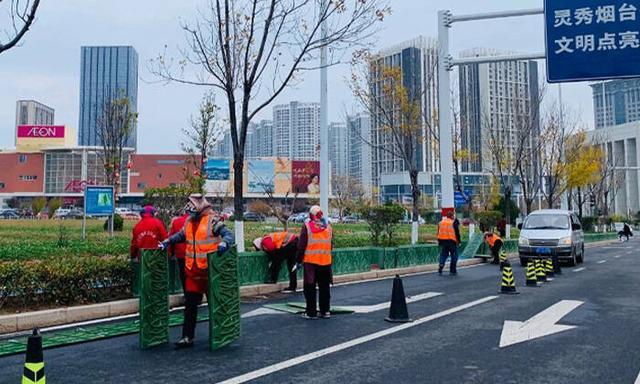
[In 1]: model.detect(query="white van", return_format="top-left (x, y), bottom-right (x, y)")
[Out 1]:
top-left (517, 209), bottom-right (585, 266)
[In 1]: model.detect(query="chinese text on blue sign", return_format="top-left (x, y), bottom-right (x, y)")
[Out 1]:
top-left (85, 186), bottom-right (115, 216)
top-left (545, 1), bottom-right (640, 82)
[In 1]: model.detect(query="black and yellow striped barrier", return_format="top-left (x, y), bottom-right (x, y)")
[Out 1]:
top-left (22, 329), bottom-right (45, 384)
top-left (526, 261), bottom-right (538, 287)
top-left (535, 259), bottom-right (547, 283)
top-left (545, 258), bottom-right (555, 278)
top-left (500, 264), bottom-right (518, 294)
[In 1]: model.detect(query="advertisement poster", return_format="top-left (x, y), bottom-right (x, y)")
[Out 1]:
top-left (247, 159), bottom-right (275, 193)
top-left (292, 160), bottom-right (320, 195)
top-left (204, 159), bottom-right (230, 180)
top-left (274, 158), bottom-right (292, 195)
top-left (85, 186), bottom-right (115, 216)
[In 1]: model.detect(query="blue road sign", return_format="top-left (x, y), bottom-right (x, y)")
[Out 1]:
top-left (85, 186), bottom-right (115, 216)
top-left (545, 0), bottom-right (640, 82)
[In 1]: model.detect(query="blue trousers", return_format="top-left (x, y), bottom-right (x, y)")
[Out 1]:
top-left (439, 241), bottom-right (458, 273)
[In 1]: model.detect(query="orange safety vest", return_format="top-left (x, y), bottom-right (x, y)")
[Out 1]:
top-left (303, 223), bottom-right (333, 266)
top-left (437, 217), bottom-right (457, 241)
top-left (487, 234), bottom-right (501, 247)
top-left (269, 232), bottom-right (294, 249)
top-left (184, 214), bottom-right (220, 270)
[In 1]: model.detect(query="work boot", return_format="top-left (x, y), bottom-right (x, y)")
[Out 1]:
top-left (438, 265), bottom-right (444, 275)
top-left (320, 312), bottom-right (331, 319)
top-left (174, 337), bottom-right (194, 349)
top-left (282, 287), bottom-right (296, 293)
top-left (301, 313), bottom-right (318, 320)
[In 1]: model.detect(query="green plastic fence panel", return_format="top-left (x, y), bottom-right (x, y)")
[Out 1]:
top-left (383, 247), bottom-right (397, 269)
top-left (130, 259), bottom-right (140, 297)
top-left (238, 251), bottom-right (270, 285)
top-left (460, 233), bottom-right (484, 259)
top-left (208, 247), bottom-right (241, 350)
top-left (368, 247), bottom-right (386, 269)
top-left (331, 247), bottom-right (373, 275)
top-left (167, 258), bottom-right (183, 294)
top-left (584, 233), bottom-right (618, 243)
top-left (139, 249), bottom-right (169, 349)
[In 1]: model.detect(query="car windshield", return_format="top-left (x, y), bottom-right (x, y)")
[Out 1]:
top-left (523, 214), bottom-right (569, 230)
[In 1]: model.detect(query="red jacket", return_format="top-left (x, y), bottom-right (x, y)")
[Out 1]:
top-left (168, 213), bottom-right (189, 259)
top-left (130, 215), bottom-right (168, 260)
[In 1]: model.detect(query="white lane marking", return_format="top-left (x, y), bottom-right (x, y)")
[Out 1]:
top-left (573, 267), bottom-right (586, 272)
top-left (499, 300), bottom-right (584, 348)
top-left (217, 295), bottom-right (499, 384)
top-left (634, 370), bottom-right (640, 384)
top-left (343, 292), bottom-right (442, 313)
top-left (597, 260), bottom-right (607, 264)
top-left (242, 308), bottom-right (284, 318)
top-left (615, 255), bottom-right (621, 258)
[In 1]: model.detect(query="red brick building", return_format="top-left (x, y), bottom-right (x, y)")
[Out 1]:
top-left (0, 152), bottom-right (44, 196)
top-left (128, 154), bottom-right (201, 195)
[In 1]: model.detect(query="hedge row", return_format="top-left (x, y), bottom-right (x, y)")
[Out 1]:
top-left (0, 256), bottom-right (131, 312)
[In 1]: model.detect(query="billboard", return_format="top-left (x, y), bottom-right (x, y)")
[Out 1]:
top-left (204, 159), bottom-right (231, 180)
top-left (247, 159), bottom-right (275, 193)
top-left (85, 186), bottom-right (115, 216)
top-left (292, 160), bottom-right (320, 195)
top-left (17, 125), bottom-right (65, 138)
top-left (545, 1), bottom-right (640, 82)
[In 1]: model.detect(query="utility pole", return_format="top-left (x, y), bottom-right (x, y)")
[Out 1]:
top-left (319, 0), bottom-right (329, 215)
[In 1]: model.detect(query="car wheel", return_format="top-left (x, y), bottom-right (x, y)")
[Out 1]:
top-left (567, 248), bottom-right (577, 266)
top-left (519, 257), bottom-right (527, 267)
top-left (577, 244), bottom-right (585, 264)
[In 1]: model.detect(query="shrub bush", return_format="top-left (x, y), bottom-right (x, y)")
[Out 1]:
top-left (580, 216), bottom-right (597, 232)
top-left (476, 210), bottom-right (503, 232)
top-left (103, 214), bottom-right (124, 232)
top-left (0, 256), bottom-right (131, 312)
top-left (359, 202), bottom-right (405, 246)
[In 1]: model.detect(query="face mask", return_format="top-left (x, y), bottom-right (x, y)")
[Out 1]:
top-left (188, 210), bottom-right (199, 220)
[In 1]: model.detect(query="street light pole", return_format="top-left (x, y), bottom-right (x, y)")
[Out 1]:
top-left (437, 10), bottom-right (454, 215)
top-left (319, 0), bottom-right (329, 215)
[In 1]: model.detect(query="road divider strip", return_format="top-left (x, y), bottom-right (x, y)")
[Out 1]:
top-left (217, 295), bottom-right (499, 384)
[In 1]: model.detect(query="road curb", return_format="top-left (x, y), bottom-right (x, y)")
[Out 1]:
top-left (0, 239), bottom-right (618, 334)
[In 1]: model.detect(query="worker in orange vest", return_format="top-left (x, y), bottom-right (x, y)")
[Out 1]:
top-left (484, 232), bottom-right (504, 266)
top-left (160, 194), bottom-right (234, 349)
top-left (437, 210), bottom-right (461, 275)
top-left (296, 205), bottom-right (333, 319)
top-left (253, 231), bottom-right (299, 292)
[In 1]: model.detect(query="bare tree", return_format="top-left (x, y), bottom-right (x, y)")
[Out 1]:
top-left (351, 54), bottom-right (437, 244)
top-left (151, 0), bottom-right (389, 249)
top-left (331, 174), bottom-right (365, 219)
top-left (97, 96), bottom-right (138, 193)
top-left (0, 0), bottom-right (41, 55)
top-left (182, 92), bottom-right (222, 193)
top-left (483, 82), bottom-right (543, 223)
top-left (538, 102), bottom-right (578, 209)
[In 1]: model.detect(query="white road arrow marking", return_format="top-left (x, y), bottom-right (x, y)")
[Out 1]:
top-left (499, 300), bottom-right (584, 348)
top-left (242, 308), bottom-right (284, 318)
top-left (342, 292), bottom-right (442, 313)
top-left (634, 370), bottom-right (640, 384)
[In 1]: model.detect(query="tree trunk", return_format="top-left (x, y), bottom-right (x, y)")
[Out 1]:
top-left (233, 153), bottom-right (245, 252)
top-left (525, 198), bottom-right (533, 215)
top-left (577, 187), bottom-right (583, 219)
top-left (409, 169), bottom-right (420, 245)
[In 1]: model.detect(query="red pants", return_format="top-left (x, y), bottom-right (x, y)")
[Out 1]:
top-left (185, 266), bottom-right (208, 294)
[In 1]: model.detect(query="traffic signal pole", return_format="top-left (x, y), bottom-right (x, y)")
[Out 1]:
top-left (437, 7), bottom-right (545, 216)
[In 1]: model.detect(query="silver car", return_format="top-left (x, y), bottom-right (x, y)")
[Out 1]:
top-left (517, 209), bottom-right (585, 266)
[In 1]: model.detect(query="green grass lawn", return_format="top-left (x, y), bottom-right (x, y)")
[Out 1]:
top-left (0, 218), bottom-right (520, 261)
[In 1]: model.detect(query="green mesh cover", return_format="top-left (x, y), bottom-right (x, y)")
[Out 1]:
top-left (208, 247), bottom-right (241, 350)
top-left (139, 249), bottom-right (169, 349)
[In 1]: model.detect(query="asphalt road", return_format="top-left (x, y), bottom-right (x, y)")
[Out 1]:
top-left (1, 240), bottom-right (639, 384)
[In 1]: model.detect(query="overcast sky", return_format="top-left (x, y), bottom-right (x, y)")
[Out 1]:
top-left (0, 0), bottom-right (595, 153)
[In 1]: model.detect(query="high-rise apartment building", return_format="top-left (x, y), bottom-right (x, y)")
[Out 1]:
top-left (273, 102), bottom-right (320, 160)
top-left (347, 113), bottom-right (373, 194)
top-left (15, 100), bottom-right (55, 127)
top-left (79, 46), bottom-right (139, 149)
top-left (591, 78), bottom-right (640, 129)
top-left (329, 122), bottom-right (349, 178)
top-left (247, 120), bottom-right (274, 158)
top-left (15, 100), bottom-right (55, 146)
top-left (458, 48), bottom-right (540, 173)
top-left (211, 130), bottom-right (232, 158)
top-left (370, 36), bottom-right (439, 190)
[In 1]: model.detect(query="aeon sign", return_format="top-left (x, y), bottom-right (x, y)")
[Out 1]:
top-left (17, 125), bottom-right (65, 138)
